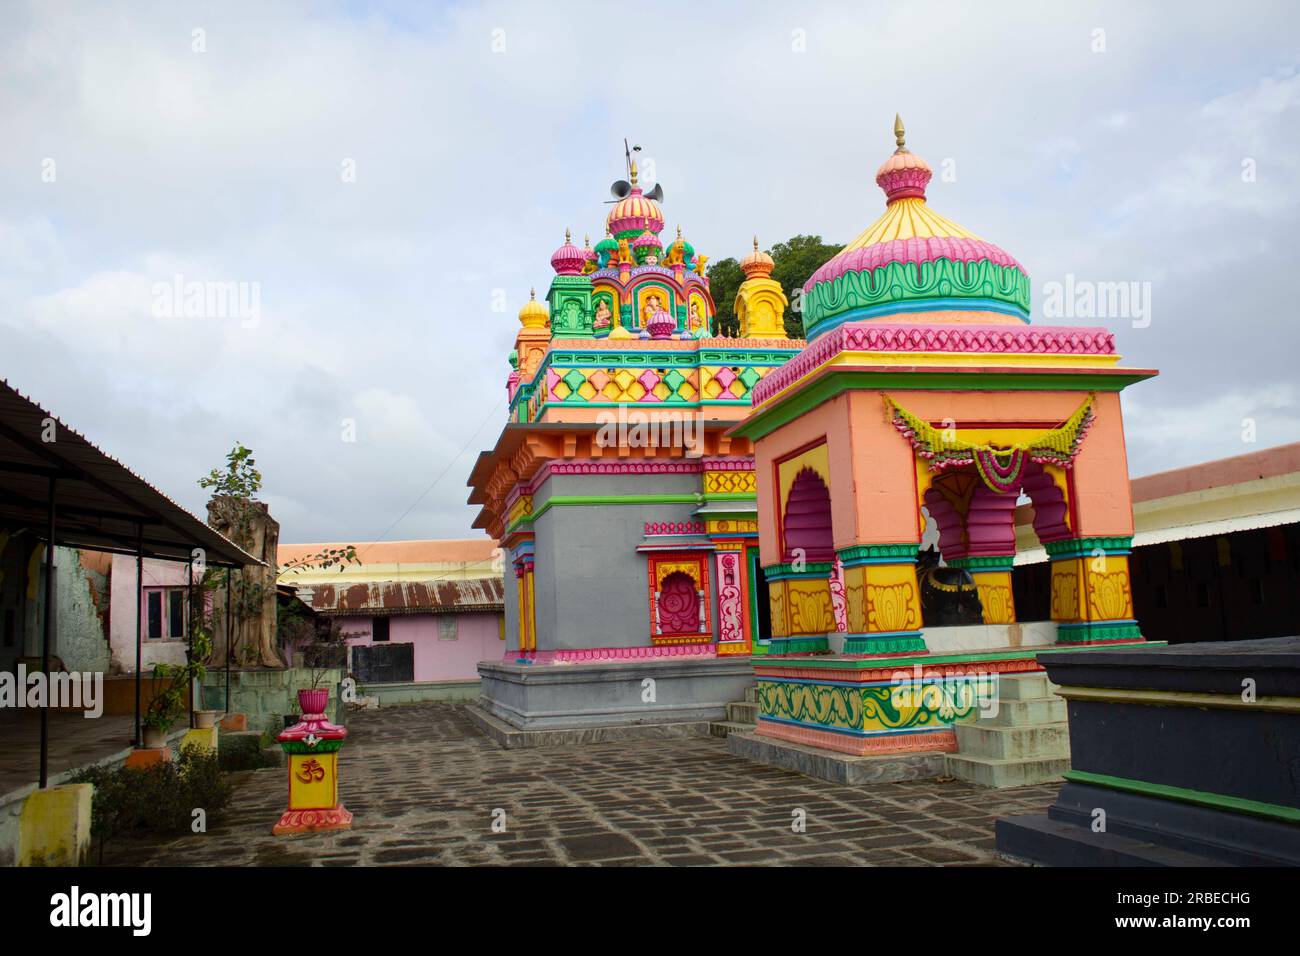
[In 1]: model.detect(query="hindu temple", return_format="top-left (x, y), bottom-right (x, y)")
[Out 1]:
top-left (728, 118), bottom-right (1158, 781)
top-left (467, 151), bottom-right (803, 736)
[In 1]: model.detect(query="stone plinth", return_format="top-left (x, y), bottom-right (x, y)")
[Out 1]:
top-left (997, 635), bottom-right (1300, 866)
top-left (475, 656), bottom-right (753, 734)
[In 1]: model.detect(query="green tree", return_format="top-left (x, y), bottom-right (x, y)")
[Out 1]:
top-left (706, 236), bottom-right (842, 339)
top-left (705, 257), bottom-right (743, 337)
top-left (769, 235), bottom-right (842, 339)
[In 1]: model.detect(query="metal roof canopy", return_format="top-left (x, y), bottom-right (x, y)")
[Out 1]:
top-left (0, 380), bottom-right (260, 568)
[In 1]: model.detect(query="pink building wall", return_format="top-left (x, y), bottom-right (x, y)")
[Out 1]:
top-left (108, 554), bottom-right (191, 673)
top-left (337, 612), bottom-right (503, 682)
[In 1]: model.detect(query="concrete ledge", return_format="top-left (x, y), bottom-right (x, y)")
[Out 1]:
top-left (996, 813), bottom-right (1231, 867)
top-left (726, 731), bottom-right (946, 785)
top-left (465, 702), bottom-right (712, 750)
top-left (362, 679), bottom-right (481, 706)
top-left (477, 656), bottom-right (753, 730)
top-left (18, 783), bottom-right (92, 867)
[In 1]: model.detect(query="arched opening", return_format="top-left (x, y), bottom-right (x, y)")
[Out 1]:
top-left (657, 570), bottom-right (701, 635)
top-left (783, 468), bottom-right (834, 562)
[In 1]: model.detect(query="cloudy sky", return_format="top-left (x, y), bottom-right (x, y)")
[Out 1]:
top-left (2, 1), bottom-right (1297, 544)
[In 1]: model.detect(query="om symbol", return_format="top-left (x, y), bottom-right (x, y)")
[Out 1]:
top-left (296, 758), bottom-right (326, 783)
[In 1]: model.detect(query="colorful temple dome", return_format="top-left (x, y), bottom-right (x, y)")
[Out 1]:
top-left (800, 116), bottom-right (1030, 340)
top-left (550, 228), bottom-right (586, 276)
top-left (632, 229), bottom-right (662, 263)
top-left (740, 236), bottom-right (775, 279)
top-left (518, 287), bottom-right (549, 328)
top-left (606, 161), bottom-right (665, 238)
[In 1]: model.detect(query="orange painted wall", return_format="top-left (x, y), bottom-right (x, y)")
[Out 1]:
top-left (754, 387), bottom-right (1137, 565)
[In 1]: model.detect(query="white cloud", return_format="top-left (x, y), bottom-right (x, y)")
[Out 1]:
top-left (1, 0), bottom-right (1297, 542)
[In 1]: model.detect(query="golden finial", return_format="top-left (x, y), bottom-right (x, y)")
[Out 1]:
top-left (753, 235), bottom-right (759, 251)
top-left (630, 158), bottom-right (639, 186)
top-left (677, 225), bottom-right (682, 239)
top-left (893, 113), bottom-right (907, 153)
top-left (529, 287), bottom-right (536, 299)
top-left (584, 233), bottom-right (590, 248)
top-left (565, 227), bottom-right (571, 243)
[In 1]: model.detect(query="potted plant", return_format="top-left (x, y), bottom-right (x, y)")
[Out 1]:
top-left (142, 665), bottom-right (188, 748)
top-left (298, 620), bottom-right (348, 716)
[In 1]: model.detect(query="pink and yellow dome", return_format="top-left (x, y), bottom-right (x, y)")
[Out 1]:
top-left (607, 161), bottom-right (664, 238)
top-left (740, 236), bottom-right (775, 279)
top-left (550, 229), bottom-right (586, 276)
top-left (801, 117), bottom-right (1030, 340)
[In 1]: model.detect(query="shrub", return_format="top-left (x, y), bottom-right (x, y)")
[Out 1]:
top-left (71, 746), bottom-right (233, 864)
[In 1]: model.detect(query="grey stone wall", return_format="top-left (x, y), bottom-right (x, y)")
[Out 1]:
top-left (530, 472), bottom-right (716, 651)
top-left (54, 547), bottom-right (111, 674)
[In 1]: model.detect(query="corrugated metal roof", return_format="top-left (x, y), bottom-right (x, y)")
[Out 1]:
top-left (0, 380), bottom-right (260, 567)
top-left (303, 576), bottom-right (505, 616)
top-left (1015, 510), bottom-right (1300, 565)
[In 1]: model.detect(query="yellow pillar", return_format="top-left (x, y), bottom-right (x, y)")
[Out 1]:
top-left (1046, 537), bottom-right (1141, 644)
top-left (734, 237), bottom-right (790, 340)
top-left (949, 557), bottom-right (1017, 625)
top-left (837, 544), bottom-right (926, 654)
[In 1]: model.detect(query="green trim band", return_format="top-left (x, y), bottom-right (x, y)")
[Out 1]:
top-left (279, 739), bottom-right (344, 755)
top-left (731, 369), bottom-right (1153, 441)
top-left (1064, 769), bottom-right (1300, 825)
top-left (801, 258), bottom-right (1031, 333)
top-left (946, 555), bottom-right (1016, 572)
top-left (768, 636), bottom-right (831, 655)
top-left (754, 639), bottom-right (1165, 671)
top-left (1055, 620), bottom-right (1143, 643)
top-left (1044, 536), bottom-right (1134, 559)
top-left (843, 633), bottom-right (927, 654)
top-left (508, 494), bottom-right (702, 533)
top-left (764, 561), bottom-right (834, 580)
top-left (837, 543), bottom-right (919, 566)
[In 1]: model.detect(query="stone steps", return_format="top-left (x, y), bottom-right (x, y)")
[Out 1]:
top-left (709, 721), bottom-right (755, 738)
top-left (952, 722), bottom-right (1070, 760)
top-left (727, 701), bottom-right (758, 723)
top-left (946, 753), bottom-right (1073, 789)
top-left (982, 696), bottom-right (1066, 727)
top-left (944, 673), bottom-right (1071, 789)
top-left (709, 689), bottom-right (759, 737)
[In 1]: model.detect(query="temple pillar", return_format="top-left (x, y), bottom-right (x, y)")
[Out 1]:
top-left (1046, 536), bottom-right (1140, 644)
top-left (948, 556), bottom-right (1017, 625)
top-left (764, 561), bottom-right (833, 655)
top-left (512, 549), bottom-right (537, 660)
top-left (837, 544), bottom-right (926, 653)
top-left (713, 543), bottom-right (751, 656)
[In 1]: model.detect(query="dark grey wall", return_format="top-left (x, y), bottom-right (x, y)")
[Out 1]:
top-left (531, 472), bottom-right (717, 651)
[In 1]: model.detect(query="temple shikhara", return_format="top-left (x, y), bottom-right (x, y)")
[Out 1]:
top-left (467, 147), bottom-right (803, 731)
top-left (467, 122), bottom-right (1158, 779)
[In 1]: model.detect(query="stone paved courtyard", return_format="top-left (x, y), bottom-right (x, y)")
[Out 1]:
top-left (107, 703), bottom-right (1061, 866)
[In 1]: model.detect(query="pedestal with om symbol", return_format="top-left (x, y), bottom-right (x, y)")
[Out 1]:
top-left (272, 688), bottom-right (353, 835)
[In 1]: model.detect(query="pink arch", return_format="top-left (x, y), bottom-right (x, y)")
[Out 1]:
top-left (783, 468), bottom-right (834, 562)
top-left (965, 485), bottom-right (1019, 556)
top-left (1022, 462), bottom-right (1071, 543)
top-left (923, 487), bottom-right (969, 559)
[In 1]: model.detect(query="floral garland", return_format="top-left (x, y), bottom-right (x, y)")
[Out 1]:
top-left (884, 393), bottom-right (1096, 494)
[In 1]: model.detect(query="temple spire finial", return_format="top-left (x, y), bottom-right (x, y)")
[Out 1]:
top-left (893, 113), bottom-right (907, 153)
top-left (629, 158), bottom-right (639, 186)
